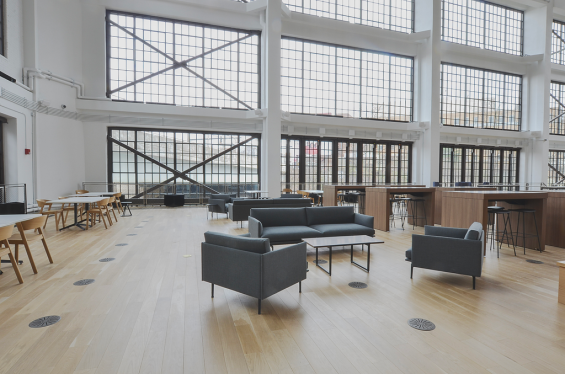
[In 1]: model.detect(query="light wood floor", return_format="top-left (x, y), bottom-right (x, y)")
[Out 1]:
top-left (0, 207), bottom-right (564, 374)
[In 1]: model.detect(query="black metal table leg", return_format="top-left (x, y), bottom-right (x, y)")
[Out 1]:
top-left (314, 246), bottom-right (332, 276)
top-left (59, 203), bottom-right (88, 231)
top-left (351, 244), bottom-right (371, 272)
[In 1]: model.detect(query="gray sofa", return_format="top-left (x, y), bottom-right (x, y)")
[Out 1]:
top-left (406, 223), bottom-right (484, 289)
top-left (207, 194), bottom-right (236, 218)
top-left (201, 232), bottom-right (307, 314)
top-left (227, 198), bottom-right (312, 223)
top-left (248, 206), bottom-right (375, 246)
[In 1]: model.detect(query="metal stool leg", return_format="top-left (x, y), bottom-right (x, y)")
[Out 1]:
top-left (532, 213), bottom-right (542, 253)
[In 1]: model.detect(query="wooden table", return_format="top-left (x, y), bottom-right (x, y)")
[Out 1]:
top-left (442, 191), bottom-right (548, 252)
top-left (559, 261), bottom-right (565, 304)
top-left (69, 192), bottom-right (116, 197)
top-left (434, 187), bottom-right (496, 225)
top-left (302, 235), bottom-right (384, 275)
top-left (546, 192), bottom-right (565, 248)
top-left (322, 184), bottom-right (425, 207)
top-left (245, 190), bottom-right (269, 199)
top-left (365, 187), bottom-right (436, 232)
top-left (47, 197), bottom-right (105, 231)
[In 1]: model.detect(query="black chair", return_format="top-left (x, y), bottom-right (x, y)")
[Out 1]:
top-left (509, 209), bottom-right (542, 254)
top-left (207, 194), bottom-right (235, 219)
top-left (406, 223), bottom-right (484, 289)
top-left (121, 201), bottom-right (133, 216)
top-left (201, 232), bottom-right (307, 314)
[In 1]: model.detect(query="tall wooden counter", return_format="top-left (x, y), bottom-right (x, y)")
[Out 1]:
top-left (442, 191), bottom-right (548, 252)
top-left (322, 184), bottom-right (425, 207)
top-left (434, 187), bottom-right (496, 225)
top-left (547, 192), bottom-right (565, 248)
top-left (365, 187), bottom-right (436, 232)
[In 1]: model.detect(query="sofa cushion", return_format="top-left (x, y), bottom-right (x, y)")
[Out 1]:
top-left (310, 223), bottom-right (375, 237)
top-left (272, 198), bottom-right (309, 205)
top-left (405, 248), bottom-right (412, 261)
top-left (211, 194), bottom-right (233, 203)
top-left (464, 222), bottom-right (483, 241)
top-left (204, 231), bottom-right (270, 254)
top-left (279, 194), bottom-right (303, 199)
top-left (234, 199), bottom-right (273, 206)
top-left (261, 226), bottom-right (321, 242)
top-left (250, 208), bottom-right (307, 227)
top-left (305, 206), bottom-right (355, 226)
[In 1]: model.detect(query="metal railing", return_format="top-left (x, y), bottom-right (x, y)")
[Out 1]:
top-left (82, 182), bottom-right (260, 206)
top-left (0, 184), bottom-right (27, 214)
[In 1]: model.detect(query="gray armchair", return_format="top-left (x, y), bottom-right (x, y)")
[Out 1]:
top-left (201, 232), bottom-right (307, 314)
top-left (406, 223), bottom-right (484, 289)
top-left (207, 194), bottom-right (235, 218)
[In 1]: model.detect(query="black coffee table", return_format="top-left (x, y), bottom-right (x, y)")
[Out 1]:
top-left (302, 235), bottom-right (384, 275)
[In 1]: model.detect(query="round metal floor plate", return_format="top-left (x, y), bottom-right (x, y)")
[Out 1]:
top-left (127, 234), bottom-right (137, 236)
top-left (29, 316), bottom-right (61, 328)
top-left (408, 318), bottom-right (436, 331)
top-left (313, 259), bottom-right (328, 264)
top-left (526, 259), bottom-right (543, 264)
top-left (116, 243), bottom-right (128, 247)
top-left (74, 279), bottom-right (95, 286)
top-left (135, 226), bottom-right (143, 228)
top-left (348, 282), bottom-right (368, 289)
top-left (99, 258), bottom-right (115, 262)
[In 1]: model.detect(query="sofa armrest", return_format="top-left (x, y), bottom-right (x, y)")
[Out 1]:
top-left (201, 243), bottom-right (262, 298)
top-left (411, 234), bottom-right (483, 277)
top-left (262, 242), bottom-right (307, 299)
top-left (208, 198), bottom-right (227, 213)
top-left (424, 225), bottom-right (467, 239)
top-left (248, 216), bottom-right (263, 238)
top-left (354, 213), bottom-right (374, 229)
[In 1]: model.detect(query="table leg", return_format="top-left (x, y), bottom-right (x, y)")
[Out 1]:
top-left (314, 245), bottom-right (332, 276)
top-left (59, 203), bottom-right (88, 231)
top-left (351, 244), bottom-right (371, 272)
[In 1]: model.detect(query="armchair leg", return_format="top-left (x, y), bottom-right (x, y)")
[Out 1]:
top-left (410, 265), bottom-right (413, 279)
top-left (211, 283), bottom-right (214, 298)
top-left (258, 299), bottom-right (262, 315)
top-left (472, 276), bottom-right (475, 290)
top-left (299, 281), bottom-right (302, 293)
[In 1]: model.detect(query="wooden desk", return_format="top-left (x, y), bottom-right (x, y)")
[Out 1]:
top-left (365, 187), bottom-right (436, 232)
top-left (547, 192), bottom-right (565, 248)
top-left (434, 187), bottom-right (496, 225)
top-left (322, 184), bottom-right (425, 207)
top-left (559, 261), bottom-right (565, 304)
top-left (442, 191), bottom-right (548, 252)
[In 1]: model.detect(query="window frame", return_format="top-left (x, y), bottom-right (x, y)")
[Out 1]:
top-left (105, 10), bottom-right (262, 110)
top-left (550, 81), bottom-right (565, 135)
top-left (440, 62), bottom-right (523, 131)
top-left (0, 0), bottom-right (4, 57)
top-left (281, 135), bottom-right (412, 191)
top-left (107, 127), bottom-right (261, 199)
top-left (281, 36), bottom-right (415, 123)
top-left (549, 149), bottom-right (565, 186)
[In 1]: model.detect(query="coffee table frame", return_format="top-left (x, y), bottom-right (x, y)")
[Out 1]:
top-left (303, 235), bottom-right (384, 276)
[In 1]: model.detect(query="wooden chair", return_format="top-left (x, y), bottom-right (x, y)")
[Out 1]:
top-left (9, 216), bottom-right (53, 275)
top-left (282, 188), bottom-right (293, 194)
top-left (297, 191), bottom-right (315, 204)
top-left (0, 225), bottom-right (24, 284)
top-left (59, 197), bottom-right (83, 227)
top-left (86, 198), bottom-right (110, 230)
top-left (106, 196), bottom-right (119, 223)
top-left (75, 190), bottom-right (89, 194)
top-left (36, 199), bottom-right (64, 231)
top-left (113, 193), bottom-right (124, 214)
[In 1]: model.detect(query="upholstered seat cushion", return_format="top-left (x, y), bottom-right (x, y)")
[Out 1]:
top-left (250, 208), bottom-right (308, 227)
top-left (310, 223), bottom-right (375, 237)
top-left (261, 226), bottom-right (321, 242)
top-left (305, 206), bottom-right (355, 225)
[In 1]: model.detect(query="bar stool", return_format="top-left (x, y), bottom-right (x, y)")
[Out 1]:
top-left (390, 195), bottom-right (407, 229)
top-left (406, 198), bottom-right (427, 230)
top-left (490, 209), bottom-right (516, 258)
top-left (487, 206), bottom-right (504, 253)
top-left (509, 209), bottom-right (542, 254)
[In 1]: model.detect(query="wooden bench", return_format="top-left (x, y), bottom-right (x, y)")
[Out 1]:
top-left (559, 261), bottom-right (565, 304)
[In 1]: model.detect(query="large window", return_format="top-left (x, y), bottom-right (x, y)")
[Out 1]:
top-left (441, 0), bottom-right (523, 56)
top-left (550, 81), bottom-right (565, 135)
top-left (281, 38), bottom-right (414, 122)
top-left (109, 128), bottom-right (260, 199)
top-left (281, 136), bottom-right (411, 191)
top-left (549, 150), bottom-right (565, 186)
top-left (552, 20), bottom-right (565, 65)
top-left (440, 144), bottom-right (520, 187)
top-left (440, 63), bottom-right (522, 131)
top-left (106, 11), bottom-right (260, 109)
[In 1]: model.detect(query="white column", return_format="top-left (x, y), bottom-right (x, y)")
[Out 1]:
top-left (415, 0), bottom-right (442, 186)
top-left (261, 0), bottom-right (282, 197)
top-left (524, 4), bottom-right (552, 186)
